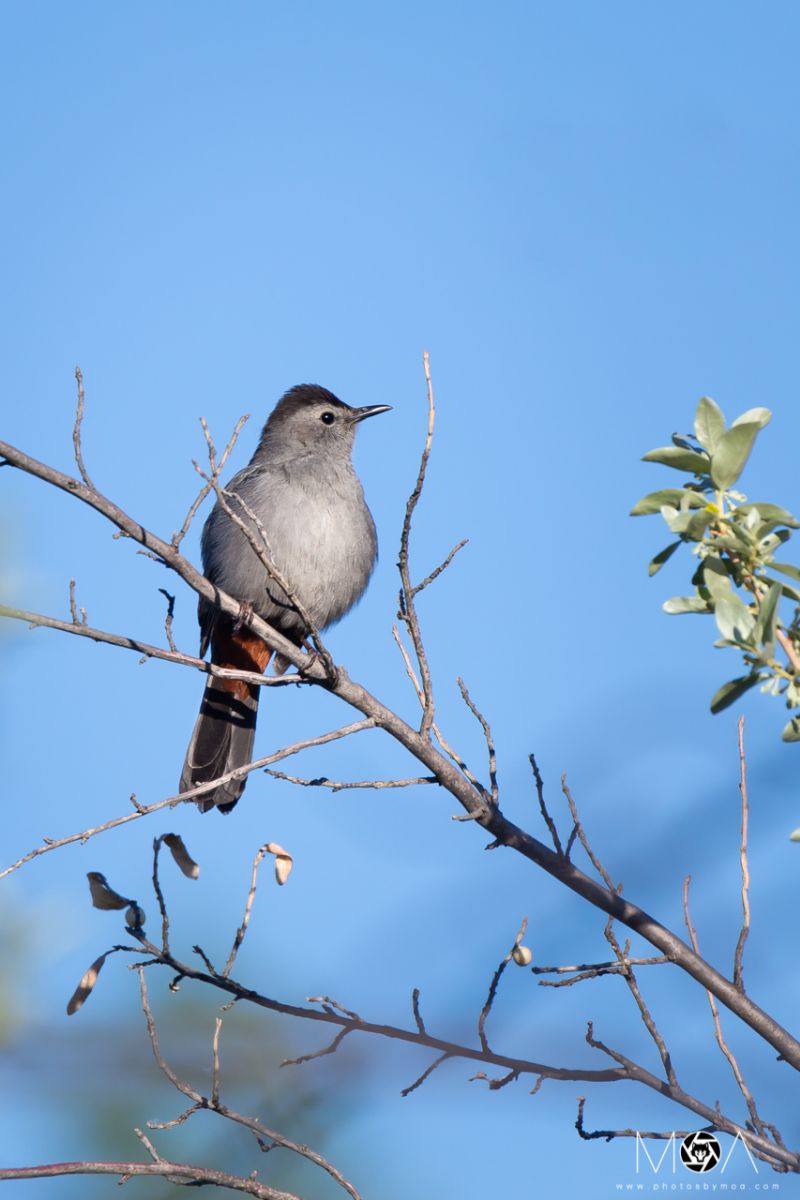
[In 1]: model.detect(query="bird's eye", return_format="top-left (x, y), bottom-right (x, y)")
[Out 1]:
top-left (320, 411), bottom-right (336, 425)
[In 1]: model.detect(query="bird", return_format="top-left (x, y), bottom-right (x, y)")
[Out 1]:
top-left (179, 384), bottom-right (390, 812)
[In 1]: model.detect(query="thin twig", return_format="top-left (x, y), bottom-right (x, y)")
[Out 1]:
top-left (172, 414), bottom-right (249, 548)
top-left (561, 775), bottom-right (616, 891)
top-left (282, 1027), bottom-right (352, 1067)
top-left (529, 754), bottom-right (562, 855)
top-left (478, 919), bottom-right (527, 1054)
top-left (575, 1096), bottom-right (704, 1143)
top-left (264, 769), bottom-right (436, 790)
top-left (604, 919), bottom-right (678, 1088)
top-left (211, 1017), bottom-right (223, 1107)
top-left (1, 719), bottom-right (375, 880)
top-left (411, 988), bottom-right (426, 1035)
top-left (431, 720), bottom-right (490, 801)
top-left (147, 1102), bottom-right (203, 1130)
top-left (401, 1052), bottom-right (450, 1097)
top-left (391, 623), bottom-right (425, 706)
top-left (222, 844), bottom-right (273, 978)
top-left (158, 589), bottom-right (177, 653)
top-left (533, 955), bottom-right (669, 979)
top-left (412, 538), bottom-right (468, 596)
top-left (397, 351), bottom-right (437, 734)
top-left (151, 836), bottom-right (171, 954)
top-left (138, 968), bottom-right (362, 1198)
top-left (72, 366), bottom-right (95, 490)
top-left (68, 579), bottom-right (87, 626)
top-left (683, 876), bottom-right (769, 1138)
top-left (0, 603), bottom-right (304, 688)
top-left (457, 678), bottom-right (498, 805)
top-left (470, 1068), bottom-right (520, 1091)
top-left (733, 716), bottom-right (751, 992)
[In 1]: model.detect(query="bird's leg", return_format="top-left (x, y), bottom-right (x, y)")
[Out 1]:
top-left (233, 600), bottom-right (254, 633)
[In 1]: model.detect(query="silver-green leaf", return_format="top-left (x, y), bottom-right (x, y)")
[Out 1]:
top-left (710, 422), bottom-right (761, 490)
top-left (694, 396), bottom-right (726, 453)
top-left (732, 406), bottom-right (772, 430)
top-left (713, 594), bottom-right (756, 645)
top-left (753, 581), bottom-right (781, 654)
top-left (709, 673), bottom-right (766, 714)
top-left (630, 489), bottom-right (705, 516)
top-left (663, 596), bottom-right (709, 615)
top-left (648, 541), bottom-right (682, 576)
top-left (642, 446), bottom-right (710, 474)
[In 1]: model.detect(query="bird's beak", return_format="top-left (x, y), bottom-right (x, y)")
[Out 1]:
top-left (351, 404), bottom-right (392, 423)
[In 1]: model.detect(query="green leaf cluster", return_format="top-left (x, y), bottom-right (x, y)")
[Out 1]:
top-left (632, 396), bottom-right (800, 744)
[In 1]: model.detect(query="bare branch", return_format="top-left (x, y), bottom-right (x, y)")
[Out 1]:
top-left (0, 1159), bottom-right (300, 1197)
top-left (125, 938), bottom-right (626, 1089)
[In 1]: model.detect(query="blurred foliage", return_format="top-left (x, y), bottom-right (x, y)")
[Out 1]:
top-left (632, 396), bottom-right (800, 743)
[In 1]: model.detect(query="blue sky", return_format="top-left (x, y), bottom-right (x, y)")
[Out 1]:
top-left (2, 3), bottom-right (800, 1196)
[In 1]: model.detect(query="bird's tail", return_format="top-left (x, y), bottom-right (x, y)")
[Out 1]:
top-left (180, 683), bottom-right (260, 812)
top-left (180, 627), bottom-right (273, 813)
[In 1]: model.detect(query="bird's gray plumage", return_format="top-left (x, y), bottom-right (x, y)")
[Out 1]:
top-left (180, 384), bottom-right (389, 812)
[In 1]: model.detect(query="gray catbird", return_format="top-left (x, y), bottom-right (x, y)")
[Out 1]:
top-left (179, 384), bottom-right (390, 813)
